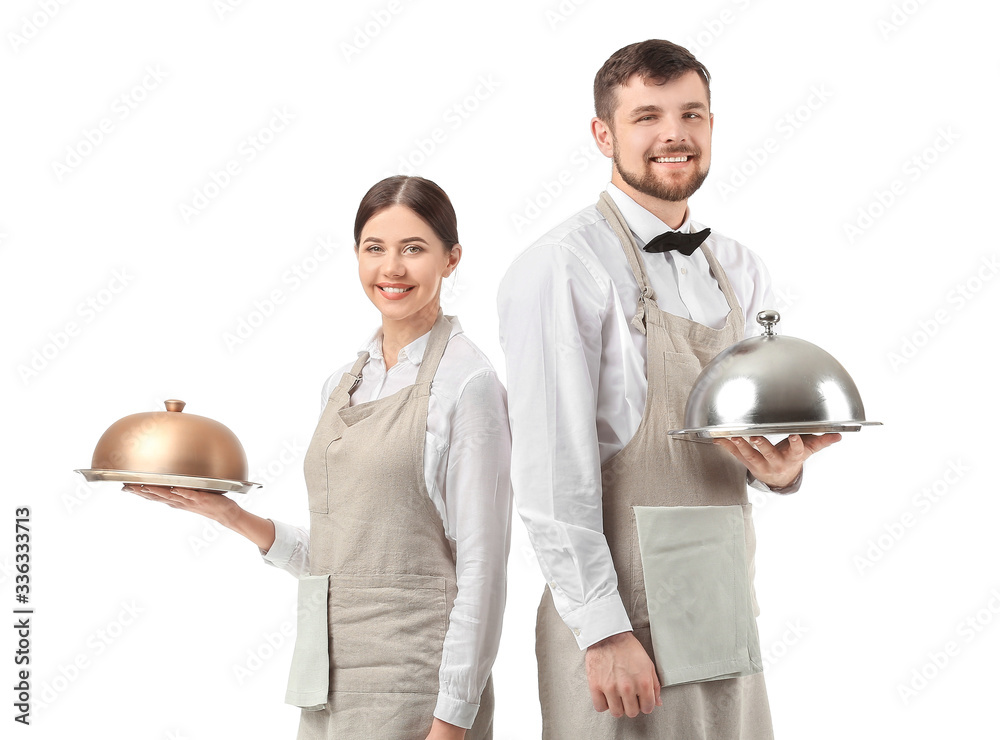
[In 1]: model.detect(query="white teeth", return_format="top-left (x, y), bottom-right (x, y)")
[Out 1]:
top-left (380, 286), bottom-right (411, 293)
top-left (654, 156), bottom-right (689, 162)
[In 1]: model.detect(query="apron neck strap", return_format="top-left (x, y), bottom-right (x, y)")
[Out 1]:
top-left (414, 309), bottom-right (452, 387)
top-left (337, 353), bottom-right (370, 396)
top-left (596, 191), bottom-right (742, 332)
top-left (597, 192), bottom-right (654, 335)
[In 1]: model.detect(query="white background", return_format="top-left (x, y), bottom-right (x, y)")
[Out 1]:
top-left (3, 0), bottom-right (999, 738)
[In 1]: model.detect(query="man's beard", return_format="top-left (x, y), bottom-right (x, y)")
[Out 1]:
top-left (612, 137), bottom-right (709, 202)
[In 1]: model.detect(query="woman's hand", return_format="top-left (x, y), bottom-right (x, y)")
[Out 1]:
top-left (122, 484), bottom-right (240, 526)
top-left (122, 484), bottom-right (276, 552)
top-left (424, 718), bottom-right (467, 740)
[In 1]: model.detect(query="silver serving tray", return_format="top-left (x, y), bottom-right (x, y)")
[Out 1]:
top-left (75, 468), bottom-right (261, 494)
top-left (667, 420), bottom-right (882, 442)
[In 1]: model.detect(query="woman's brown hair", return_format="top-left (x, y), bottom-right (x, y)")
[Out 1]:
top-left (354, 176), bottom-right (459, 251)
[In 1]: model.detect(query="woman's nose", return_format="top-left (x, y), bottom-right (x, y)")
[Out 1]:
top-left (383, 251), bottom-right (405, 276)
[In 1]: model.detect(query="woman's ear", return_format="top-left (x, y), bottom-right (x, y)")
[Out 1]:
top-left (443, 243), bottom-right (462, 277)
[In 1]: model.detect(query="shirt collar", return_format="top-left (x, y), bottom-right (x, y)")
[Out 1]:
top-left (357, 316), bottom-right (463, 366)
top-left (605, 182), bottom-right (694, 247)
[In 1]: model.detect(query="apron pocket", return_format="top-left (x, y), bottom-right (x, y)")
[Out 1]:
top-left (327, 573), bottom-right (450, 695)
top-left (634, 504), bottom-right (762, 686)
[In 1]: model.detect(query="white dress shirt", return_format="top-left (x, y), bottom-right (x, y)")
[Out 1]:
top-left (262, 318), bottom-right (513, 729)
top-left (497, 183), bottom-right (788, 651)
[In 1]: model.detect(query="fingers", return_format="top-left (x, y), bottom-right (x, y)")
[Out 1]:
top-left (608, 692), bottom-right (627, 718)
top-left (589, 685), bottom-right (610, 713)
top-left (714, 436), bottom-right (759, 465)
top-left (122, 484), bottom-right (203, 509)
top-left (646, 664), bottom-right (662, 711)
top-left (802, 432), bottom-right (842, 453)
top-left (713, 437), bottom-right (739, 458)
top-left (637, 681), bottom-right (657, 715)
top-left (721, 436), bottom-right (776, 470)
top-left (587, 676), bottom-right (658, 718)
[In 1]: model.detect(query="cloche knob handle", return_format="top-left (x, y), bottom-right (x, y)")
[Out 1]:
top-left (756, 310), bottom-right (780, 336)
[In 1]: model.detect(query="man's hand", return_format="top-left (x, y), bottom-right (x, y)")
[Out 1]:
top-left (713, 433), bottom-right (841, 489)
top-left (585, 631), bottom-right (662, 718)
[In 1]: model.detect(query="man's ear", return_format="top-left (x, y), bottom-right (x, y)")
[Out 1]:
top-left (591, 116), bottom-right (615, 158)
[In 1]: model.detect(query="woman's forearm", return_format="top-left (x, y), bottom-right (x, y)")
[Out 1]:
top-left (219, 504), bottom-right (277, 553)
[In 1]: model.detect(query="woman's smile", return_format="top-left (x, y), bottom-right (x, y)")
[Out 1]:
top-left (377, 282), bottom-right (416, 299)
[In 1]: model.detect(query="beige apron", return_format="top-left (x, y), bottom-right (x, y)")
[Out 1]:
top-left (291, 312), bottom-right (494, 740)
top-left (534, 193), bottom-right (772, 739)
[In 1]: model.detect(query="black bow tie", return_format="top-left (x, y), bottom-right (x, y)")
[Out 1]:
top-left (642, 227), bottom-right (711, 256)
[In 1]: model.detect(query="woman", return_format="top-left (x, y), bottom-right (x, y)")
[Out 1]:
top-left (125, 175), bottom-right (512, 740)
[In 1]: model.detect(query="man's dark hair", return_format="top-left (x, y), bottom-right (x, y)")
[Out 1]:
top-left (594, 40), bottom-right (711, 129)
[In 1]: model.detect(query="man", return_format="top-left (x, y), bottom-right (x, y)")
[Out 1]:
top-left (497, 40), bottom-right (839, 738)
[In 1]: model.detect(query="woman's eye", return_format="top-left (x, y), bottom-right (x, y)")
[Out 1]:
top-left (404, 245), bottom-right (423, 253)
top-left (366, 245), bottom-right (383, 253)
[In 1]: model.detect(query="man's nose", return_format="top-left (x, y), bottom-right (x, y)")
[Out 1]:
top-left (657, 115), bottom-right (687, 142)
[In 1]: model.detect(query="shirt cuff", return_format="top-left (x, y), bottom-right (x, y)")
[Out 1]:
top-left (433, 692), bottom-right (480, 730)
top-left (747, 468), bottom-right (803, 495)
top-left (260, 519), bottom-right (297, 567)
top-left (558, 591), bottom-right (633, 650)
